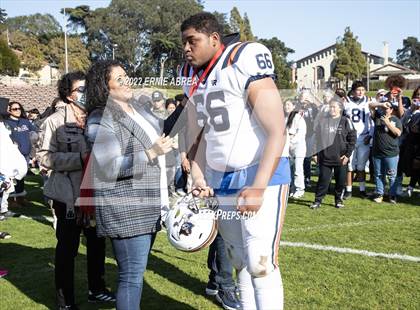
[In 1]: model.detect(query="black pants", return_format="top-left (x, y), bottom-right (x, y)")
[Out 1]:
top-left (207, 233), bottom-right (235, 291)
top-left (53, 200), bottom-right (106, 306)
top-left (409, 175), bottom-right (420, 188)
top-left (14, 178), bottom-right (25, 194)
top-left (315, 164), bottom-right (347, 204)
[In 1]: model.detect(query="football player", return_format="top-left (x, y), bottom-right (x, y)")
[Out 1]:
top-left (179, 12), bottom-right (290, 310)
top-left (343, 81), bottom-right (373, 198)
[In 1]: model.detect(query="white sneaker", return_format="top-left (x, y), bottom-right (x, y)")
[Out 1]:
top-left (404, 187), bottom-right (413, 198)
top-left (293, 190), bottom-right (305, 199)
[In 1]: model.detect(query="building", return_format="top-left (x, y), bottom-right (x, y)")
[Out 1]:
top-left (294, 42), bottom-right (419, 90)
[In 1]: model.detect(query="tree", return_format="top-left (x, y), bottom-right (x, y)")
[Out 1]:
top-left (229, 7), bottom-right (254, 41)
top-left (5, 13), bottom-right (61, 41)
top-left (0, 8), bottom-right (7, 23)
top-left (333, 27), bottom-right (366, 88)
top-left (259, 37), bottom-right (295, 88)
top-left (242, 13), bottom-right (254, 41)
top-left (21, 44), bottom-right (44, 72)
top-left (47, 36), bottom-right (90, 72)
top-left (0, 8), bottom-right (7, 32)
top-left (397, 36), bottom-right (420, 71)
top-left (212, 11), bottom-right (232, 35)
top-left (65, 0), bottom-right (203, 77)
top-left (0, 39), bottom-right (20, 75)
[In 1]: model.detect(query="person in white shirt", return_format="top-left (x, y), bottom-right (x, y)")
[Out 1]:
top-left (284, 99), bottom-right (306, 198)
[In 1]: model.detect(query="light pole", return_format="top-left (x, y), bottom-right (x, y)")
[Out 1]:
top-left (63, 8), bottom-right (68, 74)
top-left (366, 53), bottom-right (370, 92)
top-left (112, 44), bottom-right (118, 60)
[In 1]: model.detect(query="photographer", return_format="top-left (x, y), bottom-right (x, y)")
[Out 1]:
top-left (369, 101), bottom-right (402, 203)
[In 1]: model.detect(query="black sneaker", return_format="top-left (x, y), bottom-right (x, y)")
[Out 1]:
top-left (309, 202), bottom-right (321, 209)
top-left (205, 282), bottom-right (219, 296)
top-left (335, 202), bottom-right (344, 209)
top-left (88, 289), bottom-right (116, 303)
top-left (343, 191), bottom-right (352, 200)
top-left (215, 289), bottom-right (241, 310)
top-left (359, 191), bottom-right (369, 198)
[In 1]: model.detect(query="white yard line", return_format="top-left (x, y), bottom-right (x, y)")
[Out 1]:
top-left (17, 215), bottom-right (420, 262)
top-left (285, 218), bottom-right (420, 233)
top-left (280, 241), bottom-right (420, 262)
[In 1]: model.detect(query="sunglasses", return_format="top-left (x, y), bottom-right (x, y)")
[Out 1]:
top-left (10, 108), bottom-right (22, 111)
top-left (71, 86), bottom-right (85, 93)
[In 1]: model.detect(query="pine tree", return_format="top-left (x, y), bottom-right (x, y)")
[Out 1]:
top-left (333, 27), bottom-right (366, 89)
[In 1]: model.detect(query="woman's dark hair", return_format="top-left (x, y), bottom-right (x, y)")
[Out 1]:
top-left (85, 60), bottom-right (122, 113)
top-left (412, 86), bottom-right (420, 99)
top-left (284, 99), bottom-right (301, 129)
top-left (58, 71), bottom-right (86, 104)
top-left (385, 75), bottom-right (406, 89)
top-left (335, 88), bottom-right (346, 99)
top-left (165, 98), bottom-right (176, 109)
top-left (181, 12), bottom-right (223, 37)
top-left (8, 101), bottom-right (27, 118)
top-left (28, 108), bottom-right (40, 114)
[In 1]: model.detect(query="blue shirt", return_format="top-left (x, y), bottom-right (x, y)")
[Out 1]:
top-left (4, 118), bottom-right (36, 156)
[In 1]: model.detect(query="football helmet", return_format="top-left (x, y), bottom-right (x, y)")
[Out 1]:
top-left (164, 193), bottom-right (218, 252)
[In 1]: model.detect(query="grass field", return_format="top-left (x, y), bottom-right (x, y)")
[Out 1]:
top-left (0, 173), bottom-right (419, 310)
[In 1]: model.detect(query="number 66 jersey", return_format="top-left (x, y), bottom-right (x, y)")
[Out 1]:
top-left (181, 37), bottom-right (277, 172)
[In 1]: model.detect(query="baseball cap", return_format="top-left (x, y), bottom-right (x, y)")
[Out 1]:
top-left (152, 91), bottom-right (164, 102)
top-left (376, 89), bottom-right (387, 96)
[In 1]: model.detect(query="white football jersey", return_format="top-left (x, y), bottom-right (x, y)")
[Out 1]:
top-left (344, 96), bottom-right (373, 143)
top-left (182, 41), bottom-right (276, 172)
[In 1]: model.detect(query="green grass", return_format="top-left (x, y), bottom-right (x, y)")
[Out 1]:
top-left (0, 173), bottom-right (419, 309)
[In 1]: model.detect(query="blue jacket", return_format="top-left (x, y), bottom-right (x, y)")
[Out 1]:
top-left (4, 118), bottom-right (37, 156)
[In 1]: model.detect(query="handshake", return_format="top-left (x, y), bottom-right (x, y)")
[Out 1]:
top-left (145, 134), bottom-right (174, 160)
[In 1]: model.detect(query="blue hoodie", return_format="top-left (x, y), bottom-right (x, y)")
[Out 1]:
top-left (4, 117), bottom-right (37, 157)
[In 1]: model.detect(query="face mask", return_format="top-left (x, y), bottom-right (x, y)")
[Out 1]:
top-left (73, 91), bottom-right (87, 111)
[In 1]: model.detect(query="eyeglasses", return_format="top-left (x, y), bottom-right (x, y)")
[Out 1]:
top-left (10, 108), bottom-right (22, 111)
top-left (71, 86), bottom-right (85, 93)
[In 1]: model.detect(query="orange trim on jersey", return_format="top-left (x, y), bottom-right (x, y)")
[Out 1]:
top-left (227, 44), bottom-right (242, 67)
top-left (273, 184), bottom-right (289, 267)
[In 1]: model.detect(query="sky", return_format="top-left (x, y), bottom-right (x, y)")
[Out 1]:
top-left (1, 0), bottom-right (419, 62)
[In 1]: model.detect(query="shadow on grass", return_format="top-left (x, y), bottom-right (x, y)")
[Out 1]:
top-left (0, 242), bottom-right (198, 309)
top-left (147, 252), bottom-right (220, 308)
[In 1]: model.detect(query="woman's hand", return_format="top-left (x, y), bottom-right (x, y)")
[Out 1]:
top-left (146, 135), bottom-right (173, 160)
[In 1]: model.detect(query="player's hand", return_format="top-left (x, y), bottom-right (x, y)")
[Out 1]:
top-left (192, 179), bottom-right (213, 198)
top-left (312, 155), bottom-right (318, 163)
top-left (236, 187), bottom-right (265, 215)
top-left (181, 158), bottom-right (191, 173)
top-left (340, 155), bottom-right (349, 165)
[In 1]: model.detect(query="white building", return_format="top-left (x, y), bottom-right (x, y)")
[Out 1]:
top-left (293, 42), bottom-right (419, 90)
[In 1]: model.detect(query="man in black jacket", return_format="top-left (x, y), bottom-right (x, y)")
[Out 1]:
top-left (311, 100), bottom-right (356, 209)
